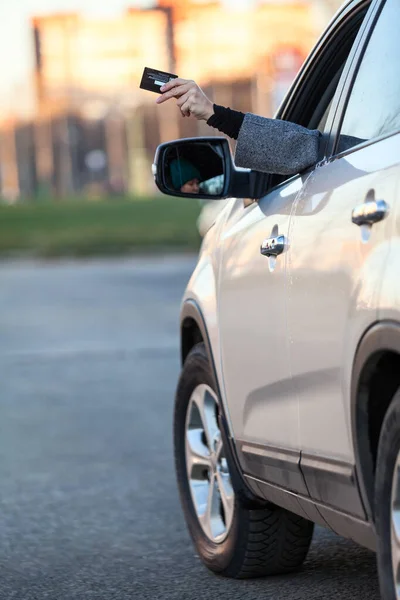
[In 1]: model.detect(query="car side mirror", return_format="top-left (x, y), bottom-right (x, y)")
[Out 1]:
top-left (153, 137), bottom-right (265, 200)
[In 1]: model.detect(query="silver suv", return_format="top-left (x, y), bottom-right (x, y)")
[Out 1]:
top-left (154, 1), bottom-right (400, 597)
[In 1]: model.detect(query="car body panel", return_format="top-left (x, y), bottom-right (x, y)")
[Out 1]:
top-left (216, 179), bottom-right (312, 495)
top-left (217, 181), bottom-right (300, 449)
top-left (377, 151), bottom-right (400, 323)
top-left (287, 134), bottom-right (398, 464)
top-left (181, 199), bottom-right (235, 427)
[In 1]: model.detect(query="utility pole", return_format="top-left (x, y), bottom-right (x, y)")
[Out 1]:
top-left (125, 104), bottom-right (151, 197)
top-left (0, 120), bottom-right (20, 202)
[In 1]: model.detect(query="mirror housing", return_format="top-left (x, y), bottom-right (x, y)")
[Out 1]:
top-left (153, 137), bottom-right (267, 200)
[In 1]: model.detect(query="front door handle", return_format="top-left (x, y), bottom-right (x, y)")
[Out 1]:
top-left (352, 199), bottom-right (389, 226)
top-left (260, 234), bottom-right (285, 257)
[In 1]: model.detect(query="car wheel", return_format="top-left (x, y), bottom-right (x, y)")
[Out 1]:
top-left (174, 342), bottom-right (314, 578)
top-left (376, 389), bottom-right (400, 600)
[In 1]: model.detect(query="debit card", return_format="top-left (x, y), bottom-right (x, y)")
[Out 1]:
top-left (140, 67), bottom-right (178, 93)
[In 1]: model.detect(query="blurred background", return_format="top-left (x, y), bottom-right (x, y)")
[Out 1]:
top-left (0, 0), bottom-right (342, 257)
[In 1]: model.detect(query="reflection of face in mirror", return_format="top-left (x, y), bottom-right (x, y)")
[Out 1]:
top-left (165, 142), bottom-right (224, 196)
top-left (181, 178), bottom-right (200, 194)
top-left (170, 158), bottom-right (201, 194)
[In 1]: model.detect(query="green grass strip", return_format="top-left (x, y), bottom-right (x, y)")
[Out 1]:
top-left (0, 196), bottom-right (202, 258)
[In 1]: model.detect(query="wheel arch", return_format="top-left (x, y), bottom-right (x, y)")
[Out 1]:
top-left (181, 300), bottom-right (228, 426)
top-left (181, 300), bottom-right (215, 367)
top-left (352, 321), bottom-right (400, 524)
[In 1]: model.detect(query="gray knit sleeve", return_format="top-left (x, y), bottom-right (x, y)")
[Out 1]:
top-left (234, 113), bottom-right (320, 176)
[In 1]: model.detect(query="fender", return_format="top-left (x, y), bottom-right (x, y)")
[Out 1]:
top-left (351, 320), bottom-right (400, 524)
top-left (180, 299), bottom-right (266, 508)
top-left (180, 299), bottom-right (222, 397)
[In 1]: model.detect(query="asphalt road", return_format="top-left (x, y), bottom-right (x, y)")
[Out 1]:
top-left (0, 256), bottom-right (380, 599)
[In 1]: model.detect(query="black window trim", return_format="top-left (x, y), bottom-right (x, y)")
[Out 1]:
top-left (257, 0), bottom-right (376, 200)
top-left (327, 0), bottom-right (399, 160)
top-left (277, 0), bottom-right (375, 158)
top-left (322, 0), bottom-right (380, 157)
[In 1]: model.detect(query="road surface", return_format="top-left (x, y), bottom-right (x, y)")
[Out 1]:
top-left (0, 256), bottom-right (380, 599)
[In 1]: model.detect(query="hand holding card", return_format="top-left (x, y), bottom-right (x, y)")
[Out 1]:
top-left (150, 74), bottom-right (214, 121)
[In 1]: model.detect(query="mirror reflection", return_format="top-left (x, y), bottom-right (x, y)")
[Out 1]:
top-left (164, 141), bottom-right (225, 196)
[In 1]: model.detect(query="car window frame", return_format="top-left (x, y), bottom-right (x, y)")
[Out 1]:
top-left (278, 0), bottom-right (376, 151)
top-left (256, 0), bottom-right (377, 201)
top-left (329, 0), bottom-right (399, 159)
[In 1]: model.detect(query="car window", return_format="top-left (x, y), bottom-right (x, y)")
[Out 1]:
top-left (266, 4), bottom-right (370, 192)
top-left (306, 55), bottom-right (346, 134)
top-left (337, 0), bottom-right (400, 153)
top-left (280, 5), bottom-right (369, 130)
top-left (317, 99), bottom-right (333, 133)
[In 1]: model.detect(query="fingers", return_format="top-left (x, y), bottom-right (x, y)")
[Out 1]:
top-left (176, 91), bottom-right (191, 110)
top-left (180, 99), bottom-right (192, 117)
top-left (160, 77), bottom-right (191, 93)
top-left (177, 91), bottom-right (194, 117)
top-left (156, 79), bottom-right (196, 105)
top-left (156, 82), bottom-right (192, 105)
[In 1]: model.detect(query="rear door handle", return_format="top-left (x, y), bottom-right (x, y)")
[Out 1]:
top-left (260, 235), bottom-right (285, 257)
top-left (352, 199), bottom-right (389, 226)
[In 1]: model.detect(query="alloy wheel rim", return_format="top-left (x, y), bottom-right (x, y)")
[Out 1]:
top-left (391, 450), bottom-right (400, 599)
top-left (185, 384), bottom-right (235, 543)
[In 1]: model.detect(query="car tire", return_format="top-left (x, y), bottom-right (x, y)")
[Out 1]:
top-left (375, 388), bottom-right (400, 600)
top-left (174, 342), bottom-right (314, 578)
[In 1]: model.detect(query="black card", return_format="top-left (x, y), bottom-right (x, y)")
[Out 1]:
top-left (140, 67), bottom-right (178, 93)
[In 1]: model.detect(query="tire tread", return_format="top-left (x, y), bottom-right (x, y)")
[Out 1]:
top-left (233, 510), bottom-right (312, 578)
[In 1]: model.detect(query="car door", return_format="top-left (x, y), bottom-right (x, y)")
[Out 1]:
top-left (218, 183), bottom-right (307, 494)
top-left (286, 0), bottom-right (400, 521)
top-left (216, 0), bottom-right (371, 497)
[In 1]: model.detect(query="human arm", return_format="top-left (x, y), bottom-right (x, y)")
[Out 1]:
top-left (156, 78), bottom-right (320, 175)
top-left (155, 78), bottom-right (245, 137)
top-left (235, 114), bottom-right (320, 175)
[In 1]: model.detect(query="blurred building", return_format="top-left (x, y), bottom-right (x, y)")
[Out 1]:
top-left (32, 9), bottom-right (173, 116)
top-left (175, 2), bottom-right (313, 81)
top-left (31, 8), bottom-right (175, 197)
top-left (174, 1), bottom-right (314, 117)
top-left (32, 2), bottom-right (315, 114)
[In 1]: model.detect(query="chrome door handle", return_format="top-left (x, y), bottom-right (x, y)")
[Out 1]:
top-left (260, 234), bottom-right (285, 257)
top-left (352, 199), bottom-right (389, 226)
